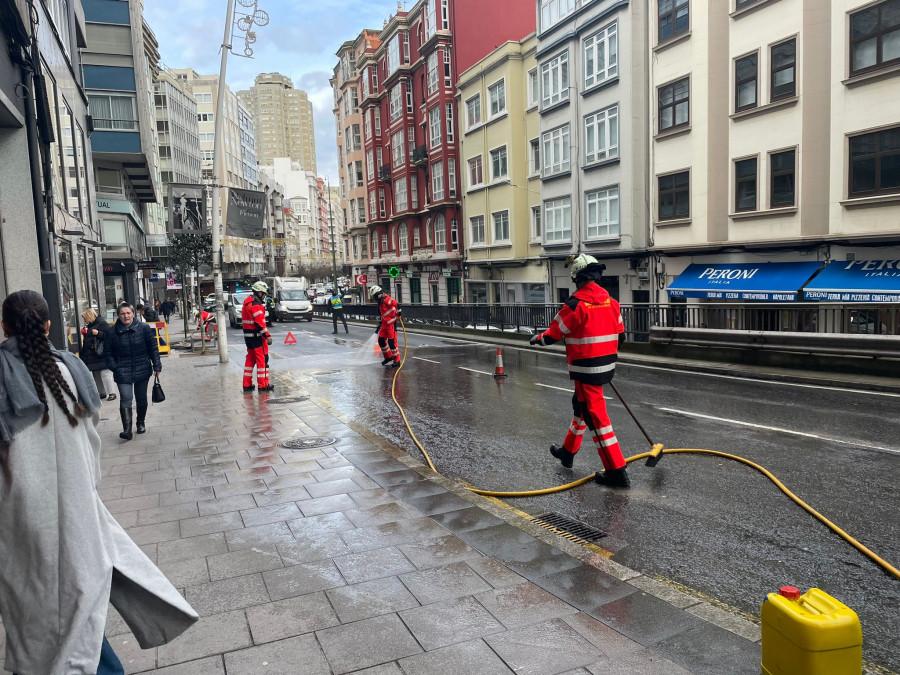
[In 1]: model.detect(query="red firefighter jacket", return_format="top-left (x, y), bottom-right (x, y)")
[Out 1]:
top-left (378, 294), bottom-right (399, 327)
top-left (241, 295), bottom-right (269, 348)
top-left (535, 281), bottom-right (624, 385)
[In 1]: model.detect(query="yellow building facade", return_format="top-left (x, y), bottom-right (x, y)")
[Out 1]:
top-left (458, 34), bottom-right (548, 304)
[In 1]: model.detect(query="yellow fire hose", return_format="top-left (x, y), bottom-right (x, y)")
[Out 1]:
top-left (389, 318), bottom-right (899, 580)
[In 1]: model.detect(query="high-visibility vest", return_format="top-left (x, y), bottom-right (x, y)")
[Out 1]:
top-left (536, 282), bottom-right (624, 385)
top-left (330, 296), bottom-right (343, 310)
top-left (379, 294), bottom-right (398, 326)
top-left (241, 295), bottom-right (268, 347)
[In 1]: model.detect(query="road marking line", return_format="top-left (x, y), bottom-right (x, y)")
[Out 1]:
top-left (412, 356), bottom-right (441, 364)
top-left (458, 367), bottom-right (493, 376)
top-left (657, 407), bottom-right (900, 455)
top-left (622, 362), bottom-right (900, 398)
top-left (535, 383), bottom-right (612, 400)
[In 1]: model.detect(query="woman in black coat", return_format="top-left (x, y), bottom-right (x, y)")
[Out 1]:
top-left (79, 308), bottom-right (116, 401)
top-left (103, 303), bottom-right (162, 441)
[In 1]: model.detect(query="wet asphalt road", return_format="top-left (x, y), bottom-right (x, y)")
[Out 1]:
top-left (227, 319), bottom-right (900, 671)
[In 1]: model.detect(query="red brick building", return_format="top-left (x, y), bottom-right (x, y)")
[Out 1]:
top-left (353, 0), bottom-right (533, 304)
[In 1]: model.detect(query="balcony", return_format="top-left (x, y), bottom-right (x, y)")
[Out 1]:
top-left (378, 164), bottom-right (392, 182)
top-left (412, 145), bottom-right (428, 167)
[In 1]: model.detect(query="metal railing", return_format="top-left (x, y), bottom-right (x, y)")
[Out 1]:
top-left (313, 301), bottom-right (900, 343)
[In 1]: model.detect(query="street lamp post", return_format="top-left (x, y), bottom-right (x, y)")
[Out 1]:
top-left (211, 0), bottom-right (268, 364)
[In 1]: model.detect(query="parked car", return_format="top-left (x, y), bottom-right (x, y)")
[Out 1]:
top-left (227, 291), bottom-right (254, 327)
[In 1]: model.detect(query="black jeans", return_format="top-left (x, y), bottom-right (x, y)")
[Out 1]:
top-left (332, 310), bottom-right (348, 332)
top-left (117, 378), bottom-right (150, 410)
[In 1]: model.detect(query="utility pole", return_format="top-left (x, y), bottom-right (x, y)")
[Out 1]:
top-left (327, 181), bottom-right (337, 290)
top-left (210, 0), bottom-right (235, 364)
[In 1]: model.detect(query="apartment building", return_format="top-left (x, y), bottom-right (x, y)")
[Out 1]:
top-left (0, 0), bottom-right (107, 348)
top-left (650, 0), bottom-right (900, 320)
top-left (154, 69), bottom-right (202, 199)
top-left (259, 158), bottom-right (330, 261)
top-left (238, 73), bottom-right (317, 172)
top-left (458, 34), bottom-right (547, 304)
top-left (354, 0), bottom-right (534, 304)
top-left (84, 1), bottom-right (164, 314)
top-left (170, 68), bottom-right (261, 281)
top-left (535, 0), bottom-right (650, 304)
top-left (333, 30), bottom-right (380, 279)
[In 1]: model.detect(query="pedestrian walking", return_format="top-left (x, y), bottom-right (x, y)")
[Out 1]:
top-left (79, 308), bottom-right (116, 401)
top-left (329, 289), bottom-right (348, 334)
top-left (369, 285), bottom-right (401, 367)
top-left (103, 303), bottom-right (162, 441)
top-left (137, 303), bottom-right (159, 322)
top-left (0, 290), bottom-right (197, 675)
top-left (161, 299), bottom-right (174, 323)
top-left (529, 254), bottom-right (630, 487)
top-left (242, 281), bottom-right (274, 393)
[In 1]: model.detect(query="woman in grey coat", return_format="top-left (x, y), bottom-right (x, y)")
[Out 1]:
top-left (0, 291), bottom-right (197, 674)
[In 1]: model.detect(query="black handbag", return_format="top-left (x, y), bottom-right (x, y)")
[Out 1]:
top-left (151, 374), bottom-right (166, 403)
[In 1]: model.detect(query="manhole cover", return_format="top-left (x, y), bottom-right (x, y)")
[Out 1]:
top-left (266, 396), bottom-right (310, 404)
top-left (279, 436), bottom-right (339, 449)
top-left (532, 512), bottom-right (607, 544)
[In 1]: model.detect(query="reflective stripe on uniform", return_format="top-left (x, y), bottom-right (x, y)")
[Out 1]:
top-left (554, 314), bottom-right (571, 335)
top-left (569, 363), bottom-right (616, 374)
top-left (564, 334), bottom-right (619, 345)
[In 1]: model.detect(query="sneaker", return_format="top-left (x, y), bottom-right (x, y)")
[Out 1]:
top-left (242, 385), bottom-right (255, 393)
top-left (595, 467), bottom-right (630, 488)
top-left (258, 384), bottom-right (275, 392)
top-left (549, 444), bottom-right (574, 468)
top-left (381, 357), bottom-right (393, 366)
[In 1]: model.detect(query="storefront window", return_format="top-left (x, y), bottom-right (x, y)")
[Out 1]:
top-left (524, 284), bottom-right (546, 304)
top-left (88, 250), bottom-right (100, 311)
top-left (104, 275), bottom-right (125, 322)
top-left (57, 240), bottom-right (77, 352)
top-left (447, 277), bottom-right (462, 304)
top-left (77, 246), bottom-right (90, 320)
top-left (468, 282), bottom-right (487, 304)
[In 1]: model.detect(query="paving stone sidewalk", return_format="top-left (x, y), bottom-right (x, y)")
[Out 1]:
top-left (1, 349), bottom-right (763, 674)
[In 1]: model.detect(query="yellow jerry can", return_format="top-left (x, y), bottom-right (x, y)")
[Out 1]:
top-left (761, 586), bottom-right (862, 675)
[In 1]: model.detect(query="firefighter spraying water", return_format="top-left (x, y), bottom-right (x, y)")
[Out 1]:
top-left (369, 285), bottom-right (402, 368)
top-left (530, 253), bottom-right (630, 488)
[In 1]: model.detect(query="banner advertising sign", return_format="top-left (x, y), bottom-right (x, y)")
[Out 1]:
top-left (165, 268), bottom-right (182, 290)
top-left (167, 183), bottom-right (207, 233)
top-left (227, 188), bottom-right (266, 240)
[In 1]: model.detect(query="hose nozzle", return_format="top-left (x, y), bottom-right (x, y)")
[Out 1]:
top-left (645, 443), bottom-right (665, 467)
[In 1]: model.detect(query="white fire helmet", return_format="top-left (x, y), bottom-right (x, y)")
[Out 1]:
top-left (565, 253), bottom-right (600, 282)
top-left (251, 281), bottom-right (269, 293)
top-left (368, 285), bottom-right (383, 299)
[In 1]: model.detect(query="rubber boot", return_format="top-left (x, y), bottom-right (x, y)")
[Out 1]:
top-left (119, 407), bottom-right (133, 441)
top-left (550, 444), bottom-right (574, 468)
top-left (136, 403), bottom-right (147, 434)
top-left (381, 357), bottom-right (393, 366)
top-left (595, 467), bottom-right (630, 488)
top-left (391, 359), bottom-right (401, 368)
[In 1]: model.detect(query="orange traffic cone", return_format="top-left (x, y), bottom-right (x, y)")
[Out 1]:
top-left (493, 348), bottom-right (507, 379)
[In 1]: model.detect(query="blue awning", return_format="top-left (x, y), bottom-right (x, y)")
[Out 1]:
top-left (667, 262), bottom-right (823, 302)
top-left (803, 260), bottom-right (900, 302)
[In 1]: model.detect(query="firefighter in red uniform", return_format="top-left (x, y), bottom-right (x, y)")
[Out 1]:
top-left (369, 285), bottom-right (401, 367)
top-left (530, 254), bottom-right (630, 487)
top-left (242, 281), bottom-right (274, 393)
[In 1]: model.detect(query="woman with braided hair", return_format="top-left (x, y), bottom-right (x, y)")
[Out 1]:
top-left (0, 291), bottom-right (197, 674)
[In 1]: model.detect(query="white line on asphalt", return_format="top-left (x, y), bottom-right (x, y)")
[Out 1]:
top-left (535, 383), bottom-right (612, 400)
top-left (621, 362), bottom-right (900, 398)
top-left (413, 356), bottom-right (441, 364)
top-left (656, 407), bottom-right (900, 455)
top-left (458, 367), bottom-right (494, 376)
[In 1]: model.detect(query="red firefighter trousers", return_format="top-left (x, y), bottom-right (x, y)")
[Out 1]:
top-left (378, 323), bottom-right (400, 363)
top-left (562, 381), bottom-right (626, 471)
top-left (243, 342), bottom-right (270, 388)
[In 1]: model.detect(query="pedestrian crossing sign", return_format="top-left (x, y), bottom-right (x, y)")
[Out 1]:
top-left (284, 332), bottom-right (297, 345)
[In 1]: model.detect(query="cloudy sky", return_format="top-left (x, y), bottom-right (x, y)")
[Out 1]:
top-left (144, 0), bottom-right (402, 183)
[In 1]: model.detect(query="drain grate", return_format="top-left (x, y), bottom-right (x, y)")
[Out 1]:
top-left (279, 436), bottom-right (339, 449)
top-left (531, 512), bottom-right (607, 544)
top-left (265, 396), bottom-right (310, 404)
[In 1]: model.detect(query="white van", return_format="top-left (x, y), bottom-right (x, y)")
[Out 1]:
top-left (270, 277), bottom-right (313, 322)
